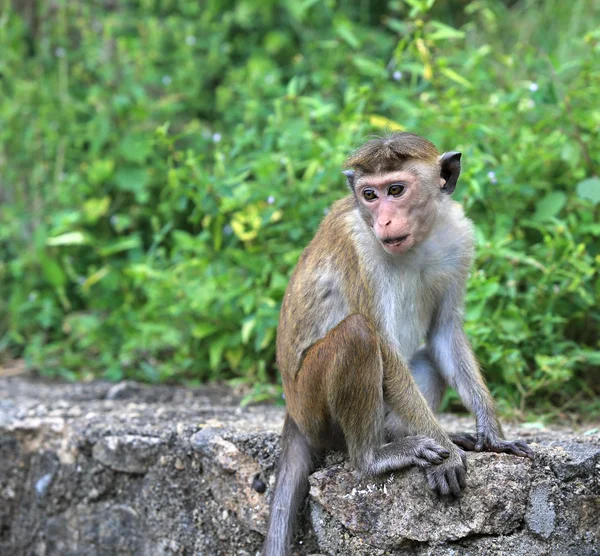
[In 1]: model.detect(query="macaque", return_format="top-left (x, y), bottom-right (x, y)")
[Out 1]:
top-left (263, 133), bottom-right (533, 556)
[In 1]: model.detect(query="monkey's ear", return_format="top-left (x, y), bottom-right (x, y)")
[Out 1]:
top-left (343, 170), bottom-right (355, 191)
top-left (439, 152), bottom-right (461, 194)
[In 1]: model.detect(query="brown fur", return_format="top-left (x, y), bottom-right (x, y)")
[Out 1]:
top-left (345, 132), bottom-right (439, 174)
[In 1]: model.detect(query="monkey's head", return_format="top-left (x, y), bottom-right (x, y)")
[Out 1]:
top-left (343, 133), bottom-right (461, 255)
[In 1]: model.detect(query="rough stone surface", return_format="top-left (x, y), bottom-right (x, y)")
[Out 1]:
top-left (1, 375), bottom-right (599, 556)
top-left (309, 452), bottom-right (532, 548)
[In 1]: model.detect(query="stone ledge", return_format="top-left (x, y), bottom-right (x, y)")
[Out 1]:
top-left (1, 376), bottom-right (599, 555)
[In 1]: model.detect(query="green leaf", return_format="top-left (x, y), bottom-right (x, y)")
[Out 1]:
top-left (98, 236), bottom-right (141, 256)
top-left (352, 57), bottom-right (387, 79)
top-left (118, 134), bottom-right (153, 164)
top-left (83, 197), bottom-right (111, 223)
top-left (46, 232), bottom-right (87, 246)
top-left (428, 21), bottom-right (465, 40)
top-left (335, 22), bottom-right (360, 49)
top-left (87, 159), bottom-right (115, 185)
top-left (576, 177), bottom-right (600, 204)
top-left (241, 318), bottom-right (255, 344)
top-left (192, 323), bottom-right (219, 340)
top-left (533, 192), bottom-right (567, 221)
top-left (39, 256), bottom-right (66, 287)
top-left (114, 167), bottom-right (150, 202)
top-left (209, 337), bottom-right (227, 371)
top-left (439, 67), bottom-right (473, 89)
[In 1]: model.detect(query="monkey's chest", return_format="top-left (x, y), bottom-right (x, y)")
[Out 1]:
top-left (375, 270), bottom-right (438, 361)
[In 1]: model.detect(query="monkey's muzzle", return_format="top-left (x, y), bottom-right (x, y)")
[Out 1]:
top-left (383, 234), bottom-right (410, 247)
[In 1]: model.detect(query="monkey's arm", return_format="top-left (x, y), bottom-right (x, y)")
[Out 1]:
top-left (429, 288), bottom-right (533, 459)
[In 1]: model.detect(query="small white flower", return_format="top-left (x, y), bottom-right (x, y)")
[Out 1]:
top-left (392, 70), bottom-right (403, 81)
top-left (162, 75), bottom-right (172, 86)
top-left (487, 171), bottom-right (498, 184)
top-left (28, 292), bottom-right (38, 302)
top-left (185, 36), bottom-right (196, 46)
top-left (212, 133), bottom-right (222, 143)
top-left (223, 224), bottom-right (232, 236)
top-left (267, 196), bottom-right (275, 205)
top-left (110, 215), bottom-right (118, 226)
top-left (55, 47), bottom-right (66, 58)
top-left (265, 74), bottom-right (275, 84)
top-left (529, 82), bottom-right (539, 92)
top-left (279, 157), bottom-right (287, 165)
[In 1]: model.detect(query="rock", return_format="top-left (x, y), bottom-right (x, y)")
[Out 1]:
top-left (309, 453), bottom-right (532, 549)
top-left (1, 375), bottom-right (599, 556)
top-left (545, 441), bottom-right (600, 480)
top-left (525, 481), bottom-right (555, 538)
top-left (190, 427), bottom-right (271, 534)
top-left (92, 434), bottom-right (164, 473)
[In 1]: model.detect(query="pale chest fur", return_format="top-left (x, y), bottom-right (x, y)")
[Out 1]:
top-left (372, 261), bottom-right (436, 359)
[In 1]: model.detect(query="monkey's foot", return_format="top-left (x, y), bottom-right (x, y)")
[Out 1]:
top-left (451, 432), bottom-right (534, 460)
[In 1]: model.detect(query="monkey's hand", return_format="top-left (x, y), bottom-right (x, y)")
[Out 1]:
top-left (475, 433), bottom-right (534, 460)
top-left (425, 447), bottom-right (467, 497)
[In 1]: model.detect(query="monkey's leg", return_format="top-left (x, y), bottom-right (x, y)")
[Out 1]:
top-left (385, 346), bottom-right (446, 441)
top-left (263, 414), bottom-right (312, 556)
top-left (311, 314), bottom-right (450, 477)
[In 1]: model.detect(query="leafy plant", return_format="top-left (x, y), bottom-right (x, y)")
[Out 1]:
top-left (0, 0), bottom-right (598, 416)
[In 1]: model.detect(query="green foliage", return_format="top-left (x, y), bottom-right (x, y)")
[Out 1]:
top-left (1, 0), bottom-right (599, 415)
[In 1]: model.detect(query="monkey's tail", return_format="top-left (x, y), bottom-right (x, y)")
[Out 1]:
top-left (263, 414), bottom-right (313, 556)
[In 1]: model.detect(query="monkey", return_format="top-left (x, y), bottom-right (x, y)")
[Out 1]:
top-left (262, 133), bottom-right (533, 556)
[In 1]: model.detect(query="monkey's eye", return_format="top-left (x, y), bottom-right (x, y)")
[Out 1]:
top-left (388, 184), bottom-right (406, 197)
top-left (363, 189), bottom-right (377, 201)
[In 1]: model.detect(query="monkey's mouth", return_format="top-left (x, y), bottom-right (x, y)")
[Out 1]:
top-left (382, 234), bottom-right (410, 247)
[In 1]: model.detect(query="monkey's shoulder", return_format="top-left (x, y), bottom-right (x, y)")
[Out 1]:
top-left (291, 196), bottom-right (359, 279)
top-left (420, 202), bottom-right (474, 275)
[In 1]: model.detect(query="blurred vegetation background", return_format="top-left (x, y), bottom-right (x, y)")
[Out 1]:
top-left (1, 0), bottom-right (599, 418)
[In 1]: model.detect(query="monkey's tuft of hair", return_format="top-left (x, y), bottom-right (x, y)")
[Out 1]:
top-left (344, 132), bottom-right (439, 174)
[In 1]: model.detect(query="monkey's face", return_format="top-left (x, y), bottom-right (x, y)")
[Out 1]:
top-left (355, 167), bottom-right (442, 255)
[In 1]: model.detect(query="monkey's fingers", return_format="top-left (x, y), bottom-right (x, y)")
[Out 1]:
top-left (425, 468), bottom-right (448, 496)
top-left (425, 460), bottom-right (466, 497)
top-left (446, 467), bottom-right (463, 497)
top-left (418, 448), bottom-right (446, 465)
top-left (412, 457), bottom-right (433, 468)
top-left (407, 436), bottom-right (451, 464)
